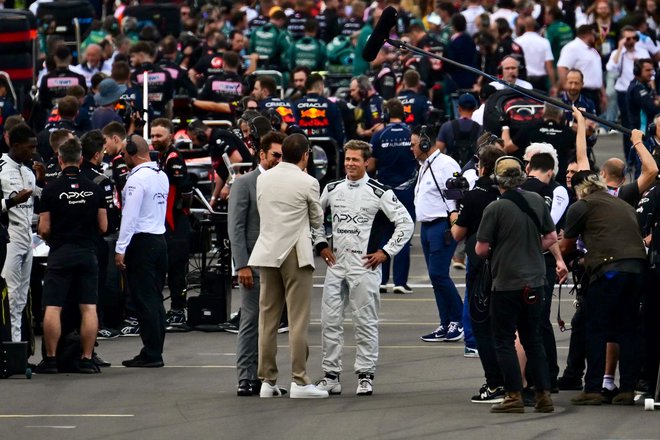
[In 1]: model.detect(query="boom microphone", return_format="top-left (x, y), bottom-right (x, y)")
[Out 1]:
top-left (361, 6), bottom-right (398, 62)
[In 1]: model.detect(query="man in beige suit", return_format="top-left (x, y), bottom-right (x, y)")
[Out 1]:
top-left (248, 133), bottom-right (329, 399)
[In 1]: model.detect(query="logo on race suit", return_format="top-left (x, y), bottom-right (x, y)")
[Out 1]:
top-left (300, 108), bottom-right (326, 119)
top-left (137, 72), bottom-right (167, 85)
top-left (47, 77), bottom-right (77, 88)
top-left (333, 212), bottom-right (370, 224)
top-left (211, 80), bottom-right (243, 95)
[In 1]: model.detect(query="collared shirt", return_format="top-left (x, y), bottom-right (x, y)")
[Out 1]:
top-left (514, 32), bottom-right (554, 76)
top-left (605, 46), bottom-right (651, 92)
top-left (557, 38), bottom-right (603, 89)
top-left (414, 150), bottom-right (460, 222)
top-left (115, 162), bottom-right (169, 254)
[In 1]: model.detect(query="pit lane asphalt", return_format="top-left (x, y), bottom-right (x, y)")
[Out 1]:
top-left (2, 133), bottom-right (657, 440)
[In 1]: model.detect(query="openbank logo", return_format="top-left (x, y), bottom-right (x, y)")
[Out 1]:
top-left (59, 191), bottom-right (94, 200)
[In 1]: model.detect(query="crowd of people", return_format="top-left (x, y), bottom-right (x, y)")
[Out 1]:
top-left (0, 0), bottom-right (658, 411)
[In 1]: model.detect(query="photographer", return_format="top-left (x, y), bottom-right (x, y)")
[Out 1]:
top-left (450, 143), bottom-right (506, 403)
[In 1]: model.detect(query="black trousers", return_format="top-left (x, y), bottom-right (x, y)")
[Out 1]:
top-left (642, 267), bottom-right (660, 395)
top-left (491, 288), bottom-right (550, 392)
top-left (562, 299), bottom-right (587, 380)
top-left (540, 257), bottom-right (559, 383)
top-left (584, 271), bottom-right (643, 393)
top-left (165, 213), bottom-right (190, 311)
top-left (467, 259), bottom-right (504, 389)
top-left (125, 233), bottom-right (168, 361)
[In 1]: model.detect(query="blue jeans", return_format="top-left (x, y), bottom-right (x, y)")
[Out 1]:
top-left (463, 260), bottom-right (476, 349)
top-left (420, 220), bottom-right (462, 326)
top-left (381, 186), bottom-right (416, 286)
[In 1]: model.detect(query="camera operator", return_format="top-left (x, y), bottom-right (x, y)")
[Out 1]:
top-left (475, 156), bottom-right (557, 413)
top-left (450, 143), bottom-right (506, 403)
top-left (561, 167), bottom-right (647, 406)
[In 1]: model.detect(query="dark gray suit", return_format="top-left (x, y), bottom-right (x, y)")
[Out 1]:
top-left (228, 167), bottom-right (261, 383)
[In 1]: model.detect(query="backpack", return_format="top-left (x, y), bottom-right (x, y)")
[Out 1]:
top-left (449, 119), bottom-right (481, 167)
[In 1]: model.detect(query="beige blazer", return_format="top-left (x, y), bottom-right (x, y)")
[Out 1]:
top-left (248, 162), bottom-right (323, 269)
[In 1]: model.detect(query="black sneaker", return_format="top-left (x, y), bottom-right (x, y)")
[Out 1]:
top-left (218, 312), bottom-right (240, 333)
top-left (97, 327), bottom-right (120, 340)
top-left (237, 379), bottom-right (253, 397)
top-left (166, 309), bottom-right (190, 332)
top-left (557, 375), bottom-right (583, 391)
top-left (35, 357), bottom-right (58, 374)
top-left (92, 352), bottom-right (111, 367)
top-left (471, 384), bottom-right (505, 403)
top-left (77, 357), bottom-right (101, 374)
top-left (122, 356), bottom-right (164, 368)
top-left (601, 386), bottom-right (620, 404)
top-left (522, 387), bottom-right (535, 407)
top-left (120, 318), bottom-right (140, 337)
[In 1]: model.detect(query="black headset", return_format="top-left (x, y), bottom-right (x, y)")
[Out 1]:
top-left (419, 125), bottom-right (432, 152)
top-left (125, 134), bottom-right (138, 156)
top-left (633, 58), bottom-right (645, 77)
top-left (492, 155), bottom-right (525, 184)
top-left (497, 56), bottom-right (527, 79)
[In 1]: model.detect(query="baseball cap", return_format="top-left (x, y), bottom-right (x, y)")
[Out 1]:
top-left (457, 93), bottom-right (478, 110)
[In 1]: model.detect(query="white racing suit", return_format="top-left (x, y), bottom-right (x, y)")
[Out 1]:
top-left (0, 155), bottom-right (40, 342)
top-left (313, 175), bottom-right (413, 375)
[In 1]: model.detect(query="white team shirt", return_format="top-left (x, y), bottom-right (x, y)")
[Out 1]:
top-left (115, 162), bottom-right (169, 254)
top-left (605, 46), bottom-right (651, 92)
top-left (557, 38), bottom-right (604, 89)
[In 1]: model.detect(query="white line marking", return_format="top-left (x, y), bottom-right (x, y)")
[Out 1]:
top-left (197, 353), bottom-right (236, 356)
top-left (25, 426), bottom-right (77, 429)
top-left (109, 365), bottom-right (235, 368)
top-left (314, 283), bottom-right (576, 289)
top-left (0, 415), bottom-right (133, 418)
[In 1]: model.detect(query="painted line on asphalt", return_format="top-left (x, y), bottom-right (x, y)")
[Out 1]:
top-left (0, 415), bottom-right (133, 418)
top-left (314, 283), bottom-right (576, 289)
top-left (109, 365), bottom-right (236, 368)
top-left (25, 426), bottom-right (77, 429)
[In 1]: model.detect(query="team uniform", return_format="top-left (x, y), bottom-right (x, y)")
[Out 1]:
top-left (130, 63), bottom-right (174, 119)
top-left (293, 93), bottom-right (345, 147)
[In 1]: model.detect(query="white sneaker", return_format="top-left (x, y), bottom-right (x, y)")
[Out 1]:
top-left (260, 382), bottom-right (284, 398)
top-left (290, 382), bottom-right (329, 399)
top-left (316, 376), bottom-right (342, 395)
top-left (356, 376), bottom-right (373, 396)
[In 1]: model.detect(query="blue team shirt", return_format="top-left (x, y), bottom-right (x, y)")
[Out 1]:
top-left (370, 122), bottom-right (418, 188)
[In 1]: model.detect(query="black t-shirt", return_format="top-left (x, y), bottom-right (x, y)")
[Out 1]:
top-left (512, 119), bottom-right (574, 183)
top-left (40, 167), bottom-right (104, 251)
top-left (80, 160), bottom-right (119, 234)
top-left (209, 128), bottom-right (253, 182)
top-left (609, 182), bottom-right (640, 207)
top-left (456, 176), bottom-right (500, 239)
top-left (520, 177), bottom-right (554, 210)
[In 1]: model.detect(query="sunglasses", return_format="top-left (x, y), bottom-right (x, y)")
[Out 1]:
top-left (625, 35), bottom-right (640, 42)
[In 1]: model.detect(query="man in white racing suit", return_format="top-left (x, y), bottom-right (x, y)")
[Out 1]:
top-left (1, 124), bottom-right (44, 342)
top-left (313, 140), bottom-right (413, 396)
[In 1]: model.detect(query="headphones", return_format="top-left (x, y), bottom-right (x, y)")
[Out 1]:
top-left (125, 134), bottom-right (138, 156)
top-left (492, 155), bottom-right (525, 184)
top-left (497, 56), bottom-right (527, 80)
top-left (419, 125), bottom-right (432, 152)
top-left (188, 119), bottom-right (209, 145)
top-left (647, 114), bottom-right (660, 137)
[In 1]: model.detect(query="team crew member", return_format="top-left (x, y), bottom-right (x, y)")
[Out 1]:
top-left (80, 130), bottom-right (121, 339)
top-left (1, 124), bottom-right (44, 342)
top-left (150, 119), bottom-right (193, 330)
top-left (253, 75), bottom-right (296, 126)
top-left (396, 70), bottom-right (431, 128)
top-left (194, 51), bottom-right (245, 121)
top-left (369, 98), bottom-right (418, 294)
top-left (36, 138), bottom-right (107, 374)
top-left (115, 135), bottom-right (169, 368)
top-left (412, 125), bottom-right (464, 343)
top-left (38, 46), bottom-right (87, 110)
top-left (102, 122), bottom-right (129, 194)
top-left (44, 129), bottom-right (75, 186)
top-left (229, 130), bottom-right (286, 396)
top-left (313, 140), bottom-right (413, 396)
top-left (129, 42), bottom-right (175, 119)
top-left (350, 75), bottom-right (385, 142)
top-left (293, 74), bottom-right (345, 147)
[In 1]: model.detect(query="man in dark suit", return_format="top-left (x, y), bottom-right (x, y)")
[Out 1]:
top-left (229, 130), bottom-right (286, 396)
